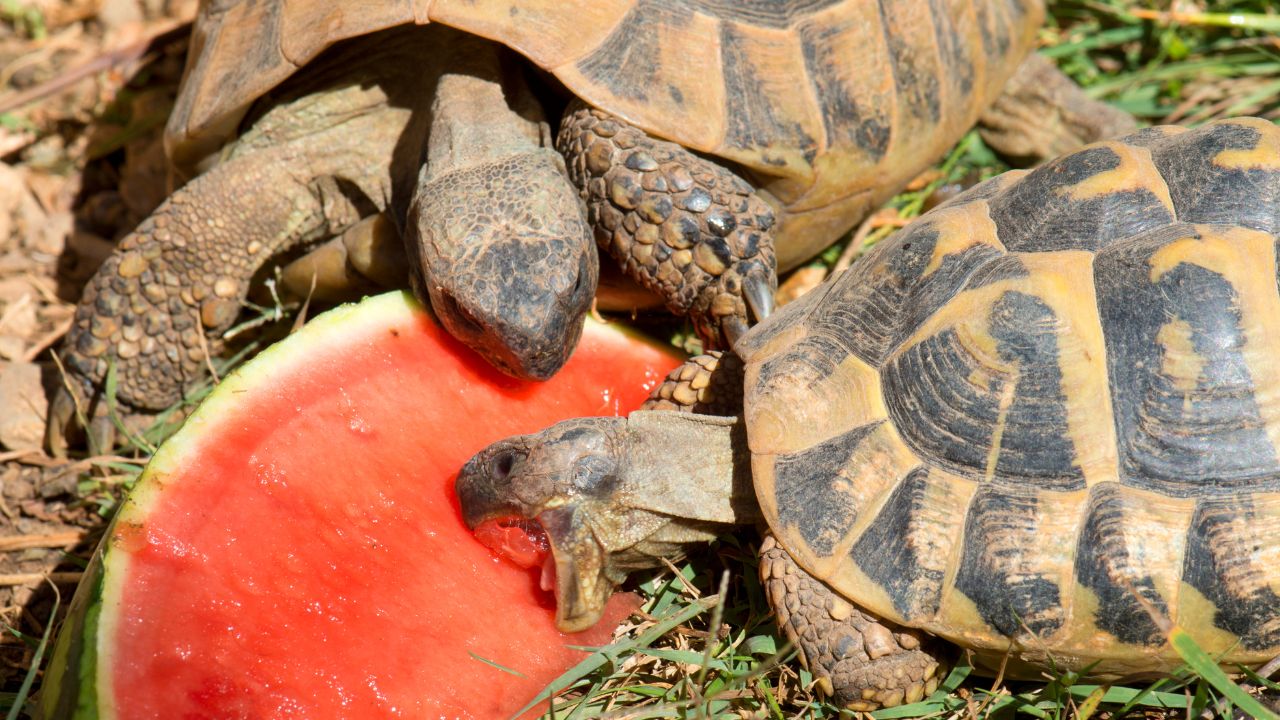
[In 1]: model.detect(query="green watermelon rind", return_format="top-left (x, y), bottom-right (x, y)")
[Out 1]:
top-left (39, 291), bottom-right (677, 719)
top-left (41, 293), bottom-right (424, 720)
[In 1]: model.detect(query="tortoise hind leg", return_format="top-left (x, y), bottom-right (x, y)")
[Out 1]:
top-left (559, 103), bottom-right (777, 349)
top-left (978, 53), bottom-right (1139, 163)
top-left (760, 534), bottom-right (948, 711)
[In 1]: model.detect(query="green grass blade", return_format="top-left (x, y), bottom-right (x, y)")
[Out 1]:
top-left (5, 583), bottom-right (59, 720)
top-left (1169, 627), bottom-right (1278, 720)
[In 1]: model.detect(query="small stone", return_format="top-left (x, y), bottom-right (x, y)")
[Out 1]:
top-left (0, 362), bottom-right (47, 450)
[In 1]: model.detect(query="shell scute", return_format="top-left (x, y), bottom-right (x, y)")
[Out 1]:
top-left (1149, 117), bottom-right (1280, 234)
top-left (1094, 223), bottom-right (1280, 496)
top-left (986, 143), bottom-right (1176, 253)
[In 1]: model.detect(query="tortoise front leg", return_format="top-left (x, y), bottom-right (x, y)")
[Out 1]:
top-left (760, 534), bottom-right (948, 711)
top-left (559, 103), bottom-right (777, 348)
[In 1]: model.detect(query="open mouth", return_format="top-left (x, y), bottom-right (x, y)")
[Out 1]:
top-left (472, 516), bottom-right (557, 593)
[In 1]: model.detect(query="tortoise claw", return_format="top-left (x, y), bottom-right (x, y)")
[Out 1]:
top-left (743, 271), bottom-right (775, 323)
top-left (723, 316), bottom-right (750, 348)
top-left (45, 383), bottom-right (117, 457)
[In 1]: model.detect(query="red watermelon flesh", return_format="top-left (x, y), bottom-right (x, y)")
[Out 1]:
top-left (42, 292), bottom-right (681, 720)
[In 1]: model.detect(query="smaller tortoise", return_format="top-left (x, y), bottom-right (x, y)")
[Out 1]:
top-left (457, 118), bottom-right (1280, 709)
top-left (52, 0), bottom-right (1135, 447)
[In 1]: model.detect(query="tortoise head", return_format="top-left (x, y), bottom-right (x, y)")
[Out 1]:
top-left (407, 149), bottom-right (598, 381)
top-left (457, 413), bottom-right (755, 632)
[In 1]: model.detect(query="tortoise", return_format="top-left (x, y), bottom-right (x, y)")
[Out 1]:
top-left (51, 0), bottom-right (1136, 445)
top-left (456, 117), bottom-right (1280, 710)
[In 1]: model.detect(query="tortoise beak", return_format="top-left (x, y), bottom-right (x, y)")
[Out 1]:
top-left (537, 506), bottom-right (614, 633)
top-left (456, 441), bottom-right (617, 633)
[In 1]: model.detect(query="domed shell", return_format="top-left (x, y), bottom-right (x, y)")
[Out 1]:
top-left (164, 0), bottom-right (1044, 268)
top-left (735, 117), bottom-right (1280, 677)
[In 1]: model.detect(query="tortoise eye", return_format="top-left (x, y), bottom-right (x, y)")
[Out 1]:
top-left (489, 450), bottom-right (517, 482)
top-left (437, 290), bottom-right (483, 335)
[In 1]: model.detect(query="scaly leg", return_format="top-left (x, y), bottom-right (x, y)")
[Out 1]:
top-left (50, 29), bottom-right (434, 451)
top-left (760, 534), bottom-right (949, 711)
top-left (559, 103), bottom-right (777, 349)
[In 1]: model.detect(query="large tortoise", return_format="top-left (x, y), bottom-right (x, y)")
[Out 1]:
top-left (52, 0), bottom-right (1137, 446)
top-left (457, 118), bottom-right (1280, 709)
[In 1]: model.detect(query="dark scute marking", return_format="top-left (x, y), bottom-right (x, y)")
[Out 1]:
top-left (774, 422), bottom-right (883, 556)
top-left (988, 145), bottom-right (1175, 253)
top-left (1183, 497), bottom-right (1280, 650)
top-left (754, 334), bottom-right (849, 396)
top-left (799, 18), bottom-right (890, 156)
top-left (812, 221), bottom-right (1002, 366)
top-left (575, 1), bottom-right (690, 103)
top-left (985, 291), bottom-right (1082, 483)
top-left (667, 84), bottom-right (684, 105)
top-left (678, 0), bottom-right (844, 28)
top-left (927, 0), bottom-right (974, 97)
top-left (953, 485), bottom-right (1065, 638)
top-left (720, 22), bottom-right (819, 160)
top-left (877, 0), bottom-right (941, 124)
top-left (1116, 126), bottom-right (1184, 149)
top-left (1095, 226), bottom-right (1280, 496)
top-left (1073, 483), bottom-right (1167, 646)
top-left (973, 0), bottom-right (1012, 65)
top-left (849, 467), bottom-right (944, 621)
top-left (1151, 121), bottom-right (1280, 234)
top-left (883, 291), bottom-right (1084, 487)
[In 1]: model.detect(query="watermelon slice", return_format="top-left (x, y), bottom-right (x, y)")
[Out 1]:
top-left (41, 292), bottom-right (682, 719)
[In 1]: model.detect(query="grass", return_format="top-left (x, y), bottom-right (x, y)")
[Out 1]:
top-left (24, 1), bottom-right (1280, 718)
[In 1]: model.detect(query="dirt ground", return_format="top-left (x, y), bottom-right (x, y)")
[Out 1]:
top-left (0, 0), bottom-right (195, 693)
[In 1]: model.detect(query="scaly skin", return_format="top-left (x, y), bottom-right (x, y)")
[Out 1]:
top-left (760, 535), bottom-right (946, 710)
top-left (405, 34), bottom-right (596, 381)
top-left (979, 54), bottom-right (1140, 162)
top-left (559, 104), bottom-right (777, 348)
top-left (57, 37), bottom-right (432, 423)
top-left (641, 352), bottom-right (744, 417)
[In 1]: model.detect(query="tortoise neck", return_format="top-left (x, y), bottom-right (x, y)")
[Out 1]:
top-left (621, 411), bottom-right (759, 527)
top-left (426, 34), bottom-right (547, 174)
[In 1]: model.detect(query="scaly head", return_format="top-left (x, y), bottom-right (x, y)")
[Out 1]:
top-left (408, 150), bottom-right (598, 381)
top-left (456, 412), bottom-right (756, 631)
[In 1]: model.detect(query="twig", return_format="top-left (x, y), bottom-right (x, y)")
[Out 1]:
top-left (0, 531), bottom-right (85, 552)
top-left (0, 20), bottom-right (192, 115)
top-left (0, 572), bottom-right (82, 586)
top-left (194, 308), bottom-right (220, 385)
top-left (20, 315), bottom-right (73, 363)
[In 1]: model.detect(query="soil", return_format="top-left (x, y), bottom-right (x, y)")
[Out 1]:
top-left (0, 0), bottom-right (194, 695)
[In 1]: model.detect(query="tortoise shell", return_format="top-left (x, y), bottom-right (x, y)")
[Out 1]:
top-left (735, 117), bottom-right (1280, 676)
top-left (165, 0), bottom-right (1043, 269)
